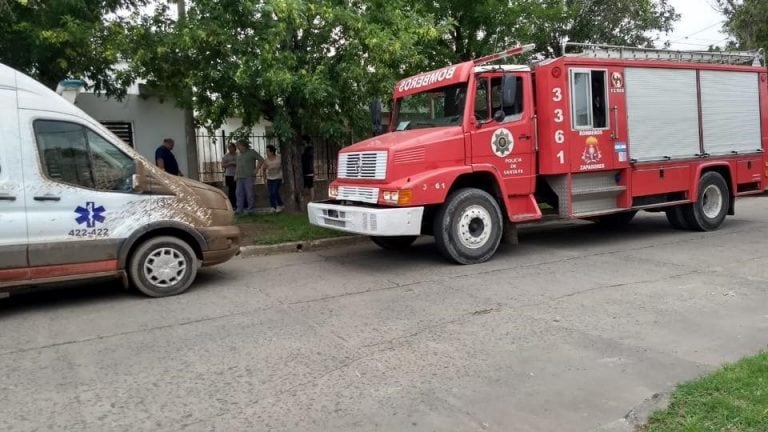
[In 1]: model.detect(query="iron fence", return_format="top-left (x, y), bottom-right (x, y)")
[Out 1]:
top-left (196, 133), bottom-right (341, 184)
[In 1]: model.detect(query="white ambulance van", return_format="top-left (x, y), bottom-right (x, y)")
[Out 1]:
top-left (0, 63), bottom-right (240, 297)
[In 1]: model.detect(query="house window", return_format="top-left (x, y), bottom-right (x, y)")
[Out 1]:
top-left (101, 121), bottom-right (134, 147)
top-left (570, 70), bottom-right (608, 129)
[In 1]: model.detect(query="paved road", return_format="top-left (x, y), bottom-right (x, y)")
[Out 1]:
top-left (2, 196), bottom-right (768, 432)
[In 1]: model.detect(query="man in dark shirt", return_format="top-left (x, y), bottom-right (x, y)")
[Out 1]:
top-left (155, 138), bottom-right (181, 175)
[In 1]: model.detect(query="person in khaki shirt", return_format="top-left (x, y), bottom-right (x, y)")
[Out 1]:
top-left (234, 140), bottom-right (263, 214)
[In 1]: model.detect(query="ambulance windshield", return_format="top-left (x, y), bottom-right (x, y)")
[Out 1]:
top-left (393, 83), bottom-right (468, 131)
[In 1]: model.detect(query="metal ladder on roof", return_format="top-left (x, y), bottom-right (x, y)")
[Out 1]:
top-left (564, 42), bottom-right (765, 67)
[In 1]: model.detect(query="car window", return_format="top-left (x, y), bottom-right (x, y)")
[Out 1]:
top-left (34, 120), bottom-right (135, 192)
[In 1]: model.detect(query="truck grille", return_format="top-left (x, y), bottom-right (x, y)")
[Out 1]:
top-left (338, 151), bottom-right (387, 180)
top-left (337, 186), bottom-right (379, 204)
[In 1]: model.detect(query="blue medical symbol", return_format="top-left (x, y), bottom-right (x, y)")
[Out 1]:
top-left (74, 202), bottom-right (106, 228)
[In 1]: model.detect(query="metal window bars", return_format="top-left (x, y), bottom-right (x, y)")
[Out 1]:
top-left (564, 42), bottom-right (765, 67)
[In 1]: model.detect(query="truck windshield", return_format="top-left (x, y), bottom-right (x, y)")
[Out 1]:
top-left (393, 83), bottom-right (468, 131)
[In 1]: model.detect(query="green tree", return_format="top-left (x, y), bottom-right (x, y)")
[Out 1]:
top-left (0, 0), bottom-right (147, 94)
top-left (413, 0), bottom-right (679, 63)
top-left (717, 0), bottom-right (768, 50)
top-left (126, 0), bottom-right (442, 208)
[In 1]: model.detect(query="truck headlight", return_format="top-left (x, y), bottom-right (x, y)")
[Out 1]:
top-left (382, 189), bottom-right (412, 205)
top-left (329, 186), bottom-right (338, 198)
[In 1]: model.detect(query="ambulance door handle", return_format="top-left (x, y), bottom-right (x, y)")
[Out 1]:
top-left (33, 195), bottom-right (61, 202)
top-left (0, 194), bottom-right (16, 201)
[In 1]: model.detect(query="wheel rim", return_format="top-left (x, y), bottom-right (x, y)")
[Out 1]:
top-left (457, 205), bottom-right (492, 249)
top-left (701, 184), bottom-right (723, 219)
top-left (143, 247), bottom-right (187, 288)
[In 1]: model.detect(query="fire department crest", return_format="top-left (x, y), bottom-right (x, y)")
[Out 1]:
top-left (611, 72), bottom-right (624, 89)
top-left (582, 136), bottom-right (602, 164)
top-left (491, 128), bottom-right (514, 158)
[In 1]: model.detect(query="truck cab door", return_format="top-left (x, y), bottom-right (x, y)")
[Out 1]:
top-left (469, 72), bottom-right (536, 206)
top-left (0, 71), bottom-right (29, 285)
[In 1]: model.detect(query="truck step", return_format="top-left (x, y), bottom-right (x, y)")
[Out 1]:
top-left (571, 185), bottom-right (627, 196)
top-left (573, 208), bottom-right (630, 218)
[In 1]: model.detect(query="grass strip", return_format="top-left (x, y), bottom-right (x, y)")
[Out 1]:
top-left (642, 351), bottom-right (768, 432)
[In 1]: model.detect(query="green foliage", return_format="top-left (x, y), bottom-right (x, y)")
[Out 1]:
top-left (412, 0), bottom-right (679, 63)
top-left (126, 0), bottom-right (443, 142)
top-left (642, 351), bottom-right (768, 431)
top-left (717, 0), bottom-right (768, 51)
top-left (0, 0), bottom-right (148, 95)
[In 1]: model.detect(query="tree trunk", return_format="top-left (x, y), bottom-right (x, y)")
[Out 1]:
top-left (279, 135), bottom-right (304, 212)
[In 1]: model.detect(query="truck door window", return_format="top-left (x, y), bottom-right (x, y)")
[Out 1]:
top-left (570, 70), bottom-right (608, 129)
top-left (34, 120), bottom-right (135, 192)
top-left (474, 79), bottom-right (490, 121)
top-left (491, 75), bottom-right (524, 122)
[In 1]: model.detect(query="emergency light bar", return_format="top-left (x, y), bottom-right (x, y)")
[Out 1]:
top-left (473, 44), bottom-right (536, 66)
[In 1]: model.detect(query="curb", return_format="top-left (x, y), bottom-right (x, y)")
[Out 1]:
top-left (236, 218), bottom-right (588, 258)
top-left (238, 235), bottom-right (367, 257)
top-left (595, 391), bottom-right (671, 432)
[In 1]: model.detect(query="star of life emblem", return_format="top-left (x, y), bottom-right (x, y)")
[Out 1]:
top-left (491, 128), bottom-right (514, 158)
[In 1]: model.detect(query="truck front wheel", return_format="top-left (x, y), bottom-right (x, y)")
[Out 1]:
top-left (128, 236), bottom-right (199, 297)
top-left (683, 172), bottom-right (730, 231)
top-left (434, 188), bottom-right (503, 265)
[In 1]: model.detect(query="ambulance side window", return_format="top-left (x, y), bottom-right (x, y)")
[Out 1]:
top-left (34, 120), bottom-right (135, 192)
top-left (570, 70), bottom-right (608, 130)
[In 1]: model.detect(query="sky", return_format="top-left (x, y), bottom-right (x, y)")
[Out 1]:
top-left (659, 0), bottom-right (731, 50)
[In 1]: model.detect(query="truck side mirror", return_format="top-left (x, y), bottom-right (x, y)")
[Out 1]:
top-left (493, 110), bottom-right (506, 123)
top-left (502, 73), bottom-right (517, 109)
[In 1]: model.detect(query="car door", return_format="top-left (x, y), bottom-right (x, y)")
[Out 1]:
top-left (0, 70), bottom-right (29, 284)
top-left (470, 72), bottom-right (536, 196)
top-left (19, 114), bottom-right (146, 279)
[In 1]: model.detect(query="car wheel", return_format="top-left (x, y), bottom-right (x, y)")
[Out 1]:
top-left (665, 205), bottom-right (691, 230)
top-left (433, 188), bottom-right (503, 265)
top-left (128, 236), bottom-right (198, 297)
top-left (683, 172), bottom-right (730, 232)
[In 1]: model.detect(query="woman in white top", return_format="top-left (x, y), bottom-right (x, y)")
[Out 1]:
top-left (262, 144), bottom-right (284, 212)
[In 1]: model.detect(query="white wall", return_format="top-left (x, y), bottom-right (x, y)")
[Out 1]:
top-left (74, 94), bottom-right (188, 175)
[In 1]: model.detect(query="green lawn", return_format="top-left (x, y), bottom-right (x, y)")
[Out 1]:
top-left (642, 351), bottom-right (768, 432)
top-left (235, 211), bottom-right (352, 246)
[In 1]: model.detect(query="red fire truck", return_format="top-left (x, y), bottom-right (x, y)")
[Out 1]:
top-left (308, 43), bottom-right (768, 264)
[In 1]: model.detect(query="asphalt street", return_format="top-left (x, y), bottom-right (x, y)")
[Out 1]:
top-left (2, 196), bottom-right (768, 432)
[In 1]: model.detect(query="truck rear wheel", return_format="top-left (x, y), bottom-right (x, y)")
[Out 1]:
top-left (683, 171), bottom-right (730, 231)
top-left (434, 188), bottom-right (503, 265)
top-left (128, 236), bottom-right (198, 297)
top-left (370, 235), bottom-right (418, 250)
top-left (665, 205), bottom-right (691, 230)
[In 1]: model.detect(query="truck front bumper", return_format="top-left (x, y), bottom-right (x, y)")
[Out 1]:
top-left (308, 201), bottom-right (424, 236)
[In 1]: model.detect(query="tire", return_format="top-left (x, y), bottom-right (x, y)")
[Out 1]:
top-left (128, 236), bottom-right (199, 297)
top-left (683, 171), bottom-right (730, 232)
top-left (433, 188), bottom-right (503, 265)
top-left (593, 210), bottom-right (637, 228)
top-left (370, 235), bottom-right (418, 250)
top-left (665, 205), bottom-right (691, 230)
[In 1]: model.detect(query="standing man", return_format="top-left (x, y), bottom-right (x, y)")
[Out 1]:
top-left (235, 140), bottom-right (263, 214)
top-left (155, 138), bottom-right (182, 176)
top-left (221, 143), bottom-right (238, 208)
